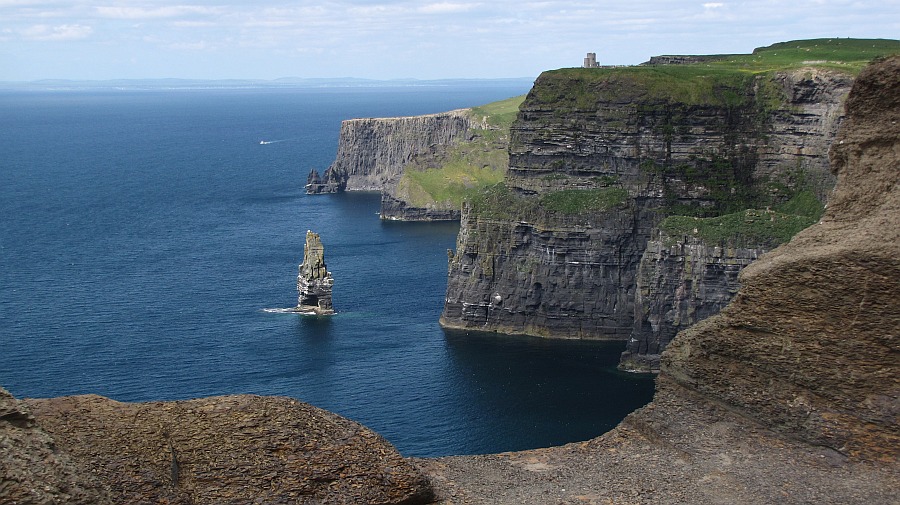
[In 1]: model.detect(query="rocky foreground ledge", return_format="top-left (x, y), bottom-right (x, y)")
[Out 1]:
top-left (0, 389), bottom-right (433, 504)
top-left (2, 57), bottom-right (898, 504)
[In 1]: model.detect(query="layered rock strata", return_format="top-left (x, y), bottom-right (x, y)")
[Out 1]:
top-left (306, 110), bottom-right (474, 195)
top-left (441, 199), bottom-right (649, 339)
top-left (662, 54), bottom-right (900, 460)
top-left (421, 54), bottom-right (900, 505)
top-left (297, 230), bottom-right (335, 315)
top-left (381, 192), bottom-right (461, 221)
top-left (441, 62), bottom-right (851, 345)
top-left (619, 233), bottom-right (769, 372)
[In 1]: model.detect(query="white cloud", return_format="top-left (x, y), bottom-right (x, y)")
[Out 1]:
top-left (1, 0), bottom-right (898, 80)
top-left (418, 2), bottom-right (480, 14)
top-left (21, 23), bottom-right (92, 41)
top-left (94, 5), bottom-right (220, 20)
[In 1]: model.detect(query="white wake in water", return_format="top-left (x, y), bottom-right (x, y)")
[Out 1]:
top-left (258, 139), bottom-right (292, 145)
top-left (261, 307), bottom-right (322, 315)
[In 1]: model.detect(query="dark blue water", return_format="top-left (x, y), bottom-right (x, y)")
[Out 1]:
top-left (0, 85), bottom-right (654, 457)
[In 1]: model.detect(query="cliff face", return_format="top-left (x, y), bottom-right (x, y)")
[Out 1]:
top-left (420, 55), bottom-right (899, 505)
top-left (756, 68), bottom-right (852, 197)
top-left (661, 54), bottom-right (899, 460)
top-left (619, 232), bottom-right (768, 372)
top-left (441, 64), bottom-right (850, 348)
top-left (306, 109), bottom-right (474, 195)
top-left (441, 199), bottom-right (647, 338)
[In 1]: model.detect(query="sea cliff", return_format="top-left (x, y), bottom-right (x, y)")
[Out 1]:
top-left (307, 96), bottom-right (521, 221)
top-left (306, 109), bottom-right (474, 196)
top-left (421, 53), bottom-right (900, 504)
top-left (440, 40), bottom-right (886, 370)
top-left (619, 230), bottom-right (769, 372)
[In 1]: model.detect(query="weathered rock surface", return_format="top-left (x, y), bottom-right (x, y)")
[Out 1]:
top-left (441, 200), bottom-right (647, 339)
top-left (619, 233), bottom-right (769, 372)
top-left (663, 54), bottom-right (900, 460)
top-left (297, 230), bottom-right (335, 315)
top-left (20, 393), bottom-right (434, 505)
top-left (421, 54), bottom-right (900, 505)
top-left (381, 193), bottom-right (461, 221)
top-left (442, 58), bottom-right (851, 349)
top-left (306, 110), bottom-right (474, 195)
top-left (0, 387), bottom-right (110, 505)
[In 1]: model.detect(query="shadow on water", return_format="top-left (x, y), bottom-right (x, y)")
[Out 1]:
top-left (441, 328), bottom-right (656, 454)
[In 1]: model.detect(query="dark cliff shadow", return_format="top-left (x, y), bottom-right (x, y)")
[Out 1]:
top-left (441, 329), bottom-right (654, 454)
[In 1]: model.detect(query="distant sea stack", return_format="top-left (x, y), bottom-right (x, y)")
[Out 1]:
top-left (297, 231), bottom-right (335, 315)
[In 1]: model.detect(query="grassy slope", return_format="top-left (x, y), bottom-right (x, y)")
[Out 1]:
top-left (397, 95), bottom-right (526, 210)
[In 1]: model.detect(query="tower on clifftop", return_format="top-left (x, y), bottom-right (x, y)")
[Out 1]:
top-left (583, 52), bottom-right (600, 68)
top-left (297, 230), bottom-right (335, 315)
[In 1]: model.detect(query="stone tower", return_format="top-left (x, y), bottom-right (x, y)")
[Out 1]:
top-left (583, 52), bottom-right (600, 68)
top-left (297, 230), bottom-right (335, 315)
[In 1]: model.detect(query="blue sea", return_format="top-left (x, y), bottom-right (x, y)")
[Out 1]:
top-left (0, 83), bottom-right (654, 457)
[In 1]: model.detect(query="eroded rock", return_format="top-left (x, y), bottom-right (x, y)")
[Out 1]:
top-left (297, 230), bottom-right (335, 315)
top-left (662, 54), bottom-right (900, 461)
top-left (23, 393), bottom-right (434, 505)
top-left (0, 387), bottom-right (110, 505)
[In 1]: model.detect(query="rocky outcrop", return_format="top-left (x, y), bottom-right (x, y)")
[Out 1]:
top-left (421, 54), bottom-right (900, 505)
top-left (619, 232), bottom-right (768, 372)
top-left (306, 110), bottom-right (474, 195)
top-left (442, 55), bottom-right (851, 345)
top-left (662, 54), bottom-right (900, 460)
top-left (297, 230), bottom-right (335, 315)
top-left (12, 392), bottom-right (434, 504)
top-left (381, 193), bottom-right (461, 221)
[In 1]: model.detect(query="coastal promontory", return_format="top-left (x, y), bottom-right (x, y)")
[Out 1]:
top-left (439, 39), bottom-right (898, 372)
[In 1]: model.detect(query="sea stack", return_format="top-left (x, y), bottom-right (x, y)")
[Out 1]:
top-left (297, 230), bottom-right (335, 315)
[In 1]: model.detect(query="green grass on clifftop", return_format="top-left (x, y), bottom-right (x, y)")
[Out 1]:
top-left (470, 95), bottom-right (526, 128)
top-left (658, 187), bottom-right (825, 247)
top-left (533, 38), bottom-right (899, 108)
top-left (659, 210), bottom-right (817, 248)
top-left (540, 188), bottom-right (629, 215)
top-left (397, 95), bottom-right (525, 209)
top-left (738, 38), bottom-right (900, 73)
top-left (468, 184), bottom-right (628, 221)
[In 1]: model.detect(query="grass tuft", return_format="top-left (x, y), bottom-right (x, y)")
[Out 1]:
top-left (659, 209), bottom-right (818, 247)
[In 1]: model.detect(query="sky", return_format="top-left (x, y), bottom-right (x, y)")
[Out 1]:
top-left (1, 1), bottom-right (898, 81)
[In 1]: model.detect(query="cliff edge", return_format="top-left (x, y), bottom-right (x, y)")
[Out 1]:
top-left (308, 96), bottom-right (522, 221)
top-left (419, 54), bottom-right (899, 504)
